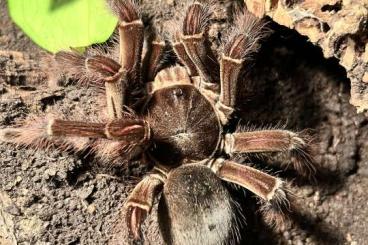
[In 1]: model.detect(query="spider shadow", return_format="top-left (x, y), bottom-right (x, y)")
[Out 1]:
top-left (231, 20), bottom-right (350, 244)
top-left (229, 182), bottom-right (346, 245)
top-left (236, 192), bottom-right (346, 245)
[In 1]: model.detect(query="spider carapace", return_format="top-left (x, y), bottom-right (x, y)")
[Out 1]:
top-left (145, 82), bottom-right (221, 165)
top-left (0, 1), bottom-right (317, 244)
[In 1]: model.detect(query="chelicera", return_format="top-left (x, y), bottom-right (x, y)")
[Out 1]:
top-left (1, 1), bottom-right (316, 244)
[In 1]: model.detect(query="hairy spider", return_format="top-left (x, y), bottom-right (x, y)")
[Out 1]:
top-left (0, 0), bottom-right (316, 244)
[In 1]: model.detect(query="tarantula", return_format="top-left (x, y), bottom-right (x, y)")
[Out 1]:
top-left (0, 0), bottom-right (316, 244)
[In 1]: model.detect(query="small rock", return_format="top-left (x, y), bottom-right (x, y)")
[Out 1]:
top-left (39, 210), bottom-right (53, 221)
top-left (43, 168), bottom-right (57, 180)
top-left (18, 216), bottom-right (43, 241)
top-left (55, 202), bottom-right (63, 209)
top-left (4, 204), bottom-right (21, 216)
top-left (87, 204), bottom-right (96, 214)
top-left (15, 175), bottom-right (23, 184)
top-left (3, 183), bottom-right (13, 191)
top-left (77, 185), bottom-right (95, 200)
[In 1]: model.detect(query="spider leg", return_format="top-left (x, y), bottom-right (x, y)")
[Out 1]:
top-left (142, 39), bottom-right (166, 82)
top-left (0, 116), bottom-right (151, 164)
top-left (209, 158), bottom-right (293, 228)
top-left (125, 171), bottom-right (165, 240)
top-left (49, 118), bottom-right (151, 162)
top-left (109, 0), bottom-right (144, 83)
top-left (106, 0), bottom-right (144, 117)
top-left (54, 2), bottom-right (145, 115)
top-left (179, 2), bottom-right (220, 86)
top-left (48, 118), bottom-right (150, 143)
top-left (223, 130), bottom-right (316, 177)
top-left (0, 116), bottom-right (90, 153)
top-left (217, 10), bottom-right (267, 122)
top-left (86, 55), bottom-right (129, 119)
top-left (172, 40), bottom-right (198, 77)
top-left (54, 51), bottom-right (128, 119)
top-left (53, 51), bottom-right (121, 87)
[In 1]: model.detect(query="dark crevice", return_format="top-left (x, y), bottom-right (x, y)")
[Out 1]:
top-left (321, 2), bottom-right (342, 12)
top-left (346, 146), bottom-right (360, 176)
top-left (321, 22), bottom-right (331, 33)
top-left (40, 94), bottom-right (65, 111)
top-left (233, 18), bottom-right (350, 244)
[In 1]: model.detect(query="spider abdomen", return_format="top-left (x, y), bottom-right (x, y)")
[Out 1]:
top-left (145, 84), bottom-right (221, 165)
top-left (158, 164), bottom-right (234, 245)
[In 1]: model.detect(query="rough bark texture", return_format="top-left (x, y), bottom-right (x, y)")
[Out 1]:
top-left (245, 0), bottom-right (368, 112)
top-left (1, 0), bottom-right (368, 245)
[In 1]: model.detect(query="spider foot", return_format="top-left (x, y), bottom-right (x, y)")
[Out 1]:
top-left (177, 2), bottom-right (220, 84)
top-left (124, 174), bottom-right (164, 240)
top-left (108, 0), bottom-right (140, 23)
top-left (0, 117), bottom-right (65, 151)
top-left (126, 205), bottom-right (148, 240)
top-left (258, 180), bottom-right (295, 229)
top-left (288, 131), bottom-right (317, 178)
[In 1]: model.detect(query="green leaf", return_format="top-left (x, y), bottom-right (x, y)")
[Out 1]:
top-left (8, 0), bottom-right (117, 53)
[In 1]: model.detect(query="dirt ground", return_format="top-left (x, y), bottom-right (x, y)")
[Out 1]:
top-left (1, 0), bottom-right (368, 244)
